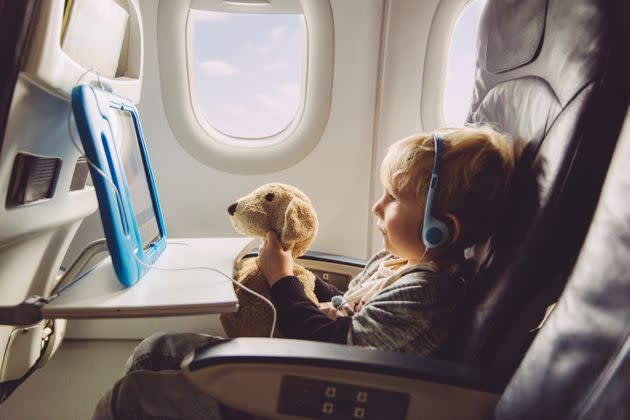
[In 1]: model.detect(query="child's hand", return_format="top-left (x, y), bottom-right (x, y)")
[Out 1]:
top-left (258, 231), bottom-right (294, 287)
top-left (317, 302), bottom-right (346, 320)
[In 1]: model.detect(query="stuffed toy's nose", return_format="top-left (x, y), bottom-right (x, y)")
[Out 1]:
top-left (228, 202), bottom-right (237, 216)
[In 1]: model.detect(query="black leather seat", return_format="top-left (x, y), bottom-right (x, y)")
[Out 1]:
top-left (184, 113), bottom-right (630, 420)
top-left (183, 113), bottom-right (629, 419)
top-left (496, 107), bottom-right (630, 420)
top-left (182, 2), bottom-right (630, 417)
top-left (439, 0), bottom-right (630, 386)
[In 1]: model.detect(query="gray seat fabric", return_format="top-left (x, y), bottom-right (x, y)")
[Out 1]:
top-left (439, 0), bottom-right (630, 385)
top-left (496, 108), bottom-right (630, 420)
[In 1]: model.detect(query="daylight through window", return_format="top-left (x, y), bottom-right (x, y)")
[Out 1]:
top-left (188, 10), bottom-right (305, 140)
top-left (443, 0), bottom-right (486, 126)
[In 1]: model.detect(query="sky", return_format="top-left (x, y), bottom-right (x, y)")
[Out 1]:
top-left (189, 0), bottom-right (486, 139)
top-left (443, 0), bottom-right (486, 126)
top-left (189, 11), bottom-right (303, 139)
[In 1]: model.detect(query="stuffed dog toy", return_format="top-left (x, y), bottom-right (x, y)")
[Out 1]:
top-left (221, 183), bottom-right (319, 337)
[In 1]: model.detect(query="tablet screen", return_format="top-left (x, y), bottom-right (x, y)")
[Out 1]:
top-left (113, 108), bottom-right (161, 250)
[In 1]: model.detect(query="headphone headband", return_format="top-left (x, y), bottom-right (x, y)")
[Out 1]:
top-left (431, 132), bottom-right (444, 175)
top-left (422, 132), bottom-right (449, 249)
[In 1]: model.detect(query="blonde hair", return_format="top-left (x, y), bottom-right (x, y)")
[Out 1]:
top-left (381, 125), bottom-right (515, 247)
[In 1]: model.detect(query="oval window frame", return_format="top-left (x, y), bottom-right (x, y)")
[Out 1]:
top-left (421, 0), bottom-right (483, 129)
top-left (157, 0), bottom-right (333, 174)
top-left (187, 9), bottom-right (306, 143)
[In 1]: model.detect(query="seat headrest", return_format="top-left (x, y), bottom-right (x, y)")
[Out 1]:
top-left (486, 0), bottom-right (546, 73)
top-left (438, 0), bottom-right (630, 381)
top-left (471, 0), bottom-right (611, 145)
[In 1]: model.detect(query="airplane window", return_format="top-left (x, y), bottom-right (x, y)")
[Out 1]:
top-left (188, 10), bottom-right (305, 139)
top-left (442, 0), bottom-right (486, 126)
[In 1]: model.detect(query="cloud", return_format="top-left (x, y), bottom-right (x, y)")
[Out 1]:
top-left (262, 58), bottom-right (289, 71)
top-left (192, 11), bottom-right (229, 22)
top-left (268, 25), bottom-right (288, 41)
top-left (255, 45), bottom-right (272, 54)
top-left (279, 82), bottom-right (299, 98)
top-left (226, 104), bottom-right (247, 114)
top-left (255, 94), bottom-right (282, 111)
top-left (244, 41), bottom-right (272, 55)
top-left (199, 60), bottom-right (239, 77)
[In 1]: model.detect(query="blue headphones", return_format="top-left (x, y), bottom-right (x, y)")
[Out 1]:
top-left (422, 132), bottom-right (450, 249)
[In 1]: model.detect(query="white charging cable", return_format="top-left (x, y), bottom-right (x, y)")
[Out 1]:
top-left (66, 70), bottom-right (278, 337)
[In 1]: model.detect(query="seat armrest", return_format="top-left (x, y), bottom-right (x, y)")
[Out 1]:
top-left (243, 250), bottom-right (367, 292)
top-left (182, 338), bottom-right (501, 420)
top-left (244, 249), bottom-right (367, 268)
top-left (298, 251), bottom-right (367, 268)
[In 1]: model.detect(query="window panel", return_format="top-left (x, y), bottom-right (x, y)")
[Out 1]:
top-left (188, 10), bottom-right (305, 139)
top-left (443, 0), bottom-right (486, 126)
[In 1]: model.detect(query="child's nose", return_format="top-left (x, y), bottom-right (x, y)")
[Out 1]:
top-left (371, 200), bottom-right (382, 216)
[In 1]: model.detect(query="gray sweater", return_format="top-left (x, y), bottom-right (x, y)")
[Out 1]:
top-left (271, 250), bottom-right (466, 357)
top-left (348, 251), bottom-right (466, 356)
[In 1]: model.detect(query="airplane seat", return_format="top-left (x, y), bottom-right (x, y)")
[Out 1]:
top-left (183, 97), bottom-right (630, 420)
top-left (436, 0), bottom-right (630, 384)
top-left (0, 0), bottom-right (38, 153)
top-left (0, 0), bottom-right (102, 402)
top-left (182, 1), bottom-right (629, 418)
top-left (495, 105), bottom-right (630, 420)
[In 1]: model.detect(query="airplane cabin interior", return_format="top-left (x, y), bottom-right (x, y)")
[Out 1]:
top-left (0, 0), bottom-right (629, 419)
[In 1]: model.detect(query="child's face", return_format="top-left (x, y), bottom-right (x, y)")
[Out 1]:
top-left (372, 184), bottom-right (424, 262)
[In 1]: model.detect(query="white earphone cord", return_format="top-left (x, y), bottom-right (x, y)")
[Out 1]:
top-left (66, 70), bottom-right (277, 338)
top-left (332, 248), bottom-right (429, 310)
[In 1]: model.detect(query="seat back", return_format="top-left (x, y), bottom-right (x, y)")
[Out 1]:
top-left (0, 0), bottom-right (39, 158)
top-left (438, 0), bottom-right (630, 383)
top-left (0, 1), bottom-right (97, 401)
top-left (496, 106), bottom-right (630, 420)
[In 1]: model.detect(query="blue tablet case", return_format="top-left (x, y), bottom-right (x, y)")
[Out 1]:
top-left (71, 85), bottom-right (167, 287)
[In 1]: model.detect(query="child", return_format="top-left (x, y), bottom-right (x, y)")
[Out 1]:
top-left (93, 126), bottom-right (514, 419)
top-left (259, 126), bottom-right (514, 355)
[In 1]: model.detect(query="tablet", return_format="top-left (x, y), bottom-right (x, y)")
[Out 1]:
top-left (71, 85), bottom-right (167, 287)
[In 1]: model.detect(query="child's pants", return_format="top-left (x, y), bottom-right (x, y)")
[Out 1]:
top-left (91, 332), bottom-right (250, 420)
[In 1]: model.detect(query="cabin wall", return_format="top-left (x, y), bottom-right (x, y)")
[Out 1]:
top-left (1, 1), bottom-right (386, 418)
top-left (66, 0), bottom-right (385, 266)
top-left (0, 1), bottom-right (458, 418)
top-left (370, 0), bottom-right (441, 253)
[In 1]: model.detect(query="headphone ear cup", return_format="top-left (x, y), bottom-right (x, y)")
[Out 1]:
top-left (422, 217), bottom-right (450, 249)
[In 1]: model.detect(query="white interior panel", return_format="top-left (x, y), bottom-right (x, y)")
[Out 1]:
top-left (66, 0), bottom-right (384, 264)
top-left (159, 0), bottom-right (333, 173)
top-left (22, 0), bottom-right (144, 102)
top-left (369, 0), bottom-right (441, 254)
top-left (0, 1), bottom-right (482, 418)
top-left (0, 78), bottom-right (98, 381)
top-left (146, 0), bottom-right (382, 259)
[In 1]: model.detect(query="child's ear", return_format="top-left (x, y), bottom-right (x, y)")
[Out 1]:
top-left (444, 213), bottom-right (462, 246)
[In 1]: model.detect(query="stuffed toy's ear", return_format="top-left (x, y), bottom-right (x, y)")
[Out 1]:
top-left (281, 198), bottom-right (317, 257)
